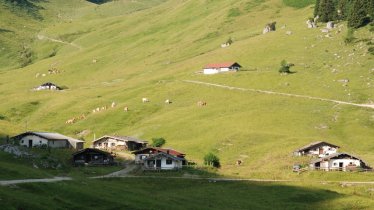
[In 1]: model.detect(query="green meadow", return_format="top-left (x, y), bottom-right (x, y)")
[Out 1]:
top-left (0, 0), bottom-right (374, 208)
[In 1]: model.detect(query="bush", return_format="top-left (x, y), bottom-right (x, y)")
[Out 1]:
top-left (344, 29), bottom-right (356, 44)
top-left (368, 47), bottom-right (374, 55)
top-left (278, 60), bottom-right (294, 74)
top-left (204, 152), bottom-right (220, 168)
top-left (151, 137), bottom-right (166, 147)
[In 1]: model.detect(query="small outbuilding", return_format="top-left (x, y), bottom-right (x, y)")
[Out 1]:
top-left (92, 135), bottom-right (148, 151)
top-left (310, 153), bottom-right (371, 171)
top-left (34, 82), bottom-right (62, 91)
top-left (294, 141), bottom-right (339, 157)
top-left (72, 148), bottom-right (114, 166)
top-left (203, 62), bottom-right (242, 75)
top-left (12, 131), bottom-right (84, 149)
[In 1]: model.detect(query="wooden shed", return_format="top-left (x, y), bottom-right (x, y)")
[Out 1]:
top-left (72, 148), bottom-right (114, 166)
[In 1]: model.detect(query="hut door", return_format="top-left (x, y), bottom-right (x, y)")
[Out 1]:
top-left (319, 148), bottom-right (323, 155)
top-left (28, 140), bottom-right (33, 148)
top-left (339, 162), bottom-right (343, 171)
top-left (156, 159), bottom-right (162, 168)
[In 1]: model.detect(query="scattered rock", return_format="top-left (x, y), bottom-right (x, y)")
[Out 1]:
top-left (286, 31), bottom-right (292, 35)
top-left (263, 22), bottom-right (276, 34)
top-left (326, 21), bottom-right (334, 29)
top-left (321, 29), bottom-right (329, 33)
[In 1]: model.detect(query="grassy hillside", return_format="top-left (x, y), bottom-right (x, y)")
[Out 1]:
top-left (0, 0), bottom-right (373, 182)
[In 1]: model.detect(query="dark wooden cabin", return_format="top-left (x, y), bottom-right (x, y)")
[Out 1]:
top-left (72, 148), bottom-right (114, 166)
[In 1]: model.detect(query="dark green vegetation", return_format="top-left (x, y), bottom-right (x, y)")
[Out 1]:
top-left (1, 178), bottom-right (374, 210)
top-left (314, 0), bottom-right (374, 27)
top-left (204, 152), bottom-right (221, 168)
top-left (151, 137), bottom-right (166, 147)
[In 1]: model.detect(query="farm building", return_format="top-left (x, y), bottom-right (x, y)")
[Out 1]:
top-left (293, 141), bottom-right (339, 157)
top-left (92, 135), bottom-right (147, 151)
top-left (203, 62), bottom-right (242, 75)
top-left (309, 153), bottom-right (371, 171)
top-left (143, 152), bottom-right (185, 170)
top-left (12, 131), bottom-right (84, 149)
top-left (34, 82), bottom-right (62, 91)
top-left (72, 148), bottom-right (114, 166)
top-left (133, 147), bottom-right (186, 165)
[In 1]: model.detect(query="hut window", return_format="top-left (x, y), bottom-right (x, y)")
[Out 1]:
top-left (39, 141), bottom-right (42, 144)
top-left (166, 159), bottom-right (173, 165)
top-left (333, 163), bottom-right (337, 166)
top-left (98, 143), bottom-right (102, 146)
top-left (21, 140), bottom-right (24, 143)
top-left (94, 155), bottom-right (98, 160)
top-left (111, 143), bottom-right (115, 146)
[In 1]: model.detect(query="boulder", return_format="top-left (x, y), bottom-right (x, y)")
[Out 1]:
top-left (326, 21), bottom-right (334, 29)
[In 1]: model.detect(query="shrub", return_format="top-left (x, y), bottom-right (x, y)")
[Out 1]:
top-left (151, 137), bottom-right (166, 147)
top-left (278, 60), bottom-right (294, 74)
top-left (204, 152), bottom-right (220, 168)
top-left (344, 29), bottom-right (356, 44)
top-left (368, 47), bottom-right (374, 55)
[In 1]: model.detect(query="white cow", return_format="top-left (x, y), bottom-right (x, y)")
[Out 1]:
top-left (165, 99), bottom-right (172, 104)
top-left (142, 98), bottom-right (149, 103)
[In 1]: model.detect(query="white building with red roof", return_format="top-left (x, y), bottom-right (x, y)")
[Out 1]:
top-left (203, 62), bottom-right (242, 75)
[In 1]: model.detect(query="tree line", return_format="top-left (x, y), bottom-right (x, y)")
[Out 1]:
top-left (314, 0), bottom-right (374, 28)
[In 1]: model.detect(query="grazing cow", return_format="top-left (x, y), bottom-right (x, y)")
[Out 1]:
top-left (165, 99), bottom-right (172, 104)
top-left (65, 119), bottom-right (75, 124)
top-left (92, 59), bottom-right (97, 63)
top-left (142, 98), bottom-right (149, 103)
top-left (92, 109), bottom-right (96, 113)
top-left (111, 102), bottom-right (116, 108)
top-left (197, 101), bottom-right (207, 107)
top-left (236, 160), bottom-right (242, 166)
top-left (96, 107), bottom-right (100, 112)
top-left (124, 106), bottom-right (129, 112)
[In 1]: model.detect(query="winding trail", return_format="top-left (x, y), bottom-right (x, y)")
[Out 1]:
top-left (37, 34), bottom-right (82, 50)
top-left (0, 177), bottom-right (72, 186)
top-left (183, 80), bottom-right (374, 109)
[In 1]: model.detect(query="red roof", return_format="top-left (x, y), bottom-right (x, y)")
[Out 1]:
top-left (204, 62), bottom-right (241, 69)
top-left (132, 147), bottom-right (185, 157)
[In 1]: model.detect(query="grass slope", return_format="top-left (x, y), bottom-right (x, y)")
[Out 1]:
top-left (0, 0), bottom-right (373, 182)
top-left (1, 178), bottom-right (374, 210)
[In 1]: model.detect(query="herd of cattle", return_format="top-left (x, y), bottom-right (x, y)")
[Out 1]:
top-left (65, 98), bottom-right (207, 125)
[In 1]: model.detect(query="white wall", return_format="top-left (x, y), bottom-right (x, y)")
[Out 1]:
top-left (301, 145), bottom-right (338, 157)
top-left (144, 156), bottom-right (182, 170)
top-left (93, 138), bottom-right (126, 149)
top-left (19, 135), bottom-right (68, 148)
top-left (203, 68), bottom-right (219, 75)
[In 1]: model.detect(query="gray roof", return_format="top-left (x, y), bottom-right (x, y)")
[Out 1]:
top-left (93, 135), bottom-right (148, 144)
top-left (310, 153), bottom-right (367, 165)
top-left (12, 131), bottom-right (84, 143)
top-left (144, 152), bottom-right (185, 162)
top-left (295, 141), bottom-right (339, 152)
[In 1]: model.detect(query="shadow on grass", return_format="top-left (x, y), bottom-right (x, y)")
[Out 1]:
top-left (86, 0), bottom-right (112, 5)
top-left (0, 178), bottom-right (348, 210)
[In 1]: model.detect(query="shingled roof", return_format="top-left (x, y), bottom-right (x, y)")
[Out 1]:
top-left (294, 141), bottom-right (340, 152)
top-left (310, 152), bottom-right (371, 168)
top-left (92, 135), bottom-right (148, 144)
top-left (204, 62), bottom-right (241, 69)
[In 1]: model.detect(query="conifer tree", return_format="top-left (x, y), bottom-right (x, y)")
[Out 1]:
top-left (318, 0), bottom-right (336, 22)
top-left (348, 0), bottom-right (369, 28)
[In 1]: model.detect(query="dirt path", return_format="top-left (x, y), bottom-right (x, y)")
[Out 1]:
top-left (183, 80), bottom-right (374, 109)
top-left (37, 34), bottom-right (82, 50)
top-left (0, 177), bottom-right (72, 186)
top-left (91, 164), bottom-right (138, 178)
